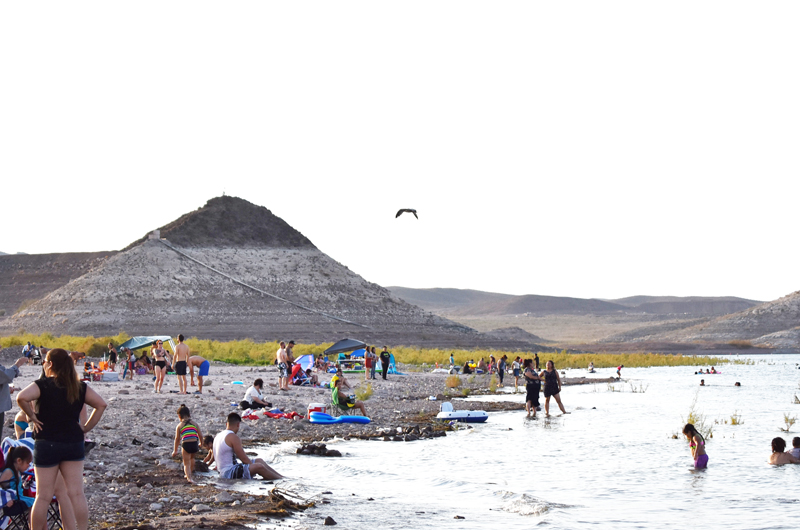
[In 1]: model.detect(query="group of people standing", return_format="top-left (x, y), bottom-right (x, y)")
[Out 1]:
top-left (521, 359), bottom-right (568, 418)
top-left (105, 336), bottom-right (210, 395)
top-left (363, 346), bottom-right (392, 381)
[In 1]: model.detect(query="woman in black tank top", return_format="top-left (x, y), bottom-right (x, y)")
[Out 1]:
top-left (522, 359), bottom-right (540, 418)
top-left (16, 348), bottom-right (107, 530)
top-left (539, 360), bottom-right (568, 417)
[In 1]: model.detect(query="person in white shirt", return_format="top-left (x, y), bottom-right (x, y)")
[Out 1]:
top-left (240, 378), bottom-right (271, 410)
top-left (791, 437), bottom-right (800, 459)
top-left (213, 413), bottom-right (282, 480)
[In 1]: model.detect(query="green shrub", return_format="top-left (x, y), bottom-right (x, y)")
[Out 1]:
top-left (445, 375), bottom-right (461, 388)
top-left (355, 384), bottom-right (373, 401)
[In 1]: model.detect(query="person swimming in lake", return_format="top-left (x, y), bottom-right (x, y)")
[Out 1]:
top-left (790, 437), bottom-right (800, 459)
top-left (769, 437), bottom-right (800, 465)
top-left (699, 379), bottom-right (705, 386)
top-left (683, 423), bottom-right (708, 469)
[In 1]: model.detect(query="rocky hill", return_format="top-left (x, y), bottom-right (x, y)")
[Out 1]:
top-left (0, 197), bottom-right (535, 349)
top-left (653, 290), bottom-right (800, 345)
top-left (0, 252), bottom-right (116, 320)
top-left (389, 287), bottom-right (760, 318)
top-left (609, 295), bottom-right (759, 316)
top-left (599, 290), bottom-right (800, 347)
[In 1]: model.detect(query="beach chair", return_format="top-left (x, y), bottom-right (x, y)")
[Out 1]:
top-left (0, 438), bottom-right (63, 530)
top-left (329, 388), bottom-right (357, 417)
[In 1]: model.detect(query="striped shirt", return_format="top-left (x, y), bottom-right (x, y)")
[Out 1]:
top-left (179, 422), bottom-right (200, 443)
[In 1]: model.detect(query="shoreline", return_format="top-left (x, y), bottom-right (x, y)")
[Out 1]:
top-left (0, 352), bottom-right (647, 529)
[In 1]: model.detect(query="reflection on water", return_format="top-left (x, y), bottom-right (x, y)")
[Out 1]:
top-left (243, 355), bottom-right (800, 529)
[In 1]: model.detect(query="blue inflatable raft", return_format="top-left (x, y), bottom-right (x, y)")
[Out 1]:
top-left (308, 412), bottom-right (371, 425)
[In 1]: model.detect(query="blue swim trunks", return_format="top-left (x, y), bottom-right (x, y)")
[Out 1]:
top-left (198, 360), bottom-right (210, 377)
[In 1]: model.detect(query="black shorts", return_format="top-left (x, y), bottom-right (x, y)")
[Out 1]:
top-left (526, 383), bottom-right (539, 403)
top-left (544, 386), bottom-right (560, 398)
top-left (34, 439), bottom-right (85, 468)
top-left (175, 361), bottom-right (187, 376)
top-left (155, 360), bottom-right (167, 369)
top-left (182, 440), bottom-right (199, 454)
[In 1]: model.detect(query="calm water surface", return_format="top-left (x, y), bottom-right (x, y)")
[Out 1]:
top-left (244, 354), bottom-right (800, 529)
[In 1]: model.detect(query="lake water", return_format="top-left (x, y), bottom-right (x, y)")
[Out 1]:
top-left (244, 354), bottom-right (800, 529)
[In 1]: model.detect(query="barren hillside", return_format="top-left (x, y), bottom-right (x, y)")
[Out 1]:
top-left (0, 197), bottom-right (538, 349)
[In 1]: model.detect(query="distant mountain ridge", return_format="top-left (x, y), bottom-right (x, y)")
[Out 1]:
top-left (388, 287), bottom-right (761, 317)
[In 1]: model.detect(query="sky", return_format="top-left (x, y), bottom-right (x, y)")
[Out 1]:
top-left (2, 2), bottom-right (798, 303)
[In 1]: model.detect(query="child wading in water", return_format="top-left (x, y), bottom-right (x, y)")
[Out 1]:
top-left (172, 404), bottom-right (203, 483)
top-left (683, 423), bottom-right (708, 469)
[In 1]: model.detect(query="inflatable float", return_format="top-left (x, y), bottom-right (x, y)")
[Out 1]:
top-left (308, 412), bottom-right (371, 425)
top-left (436, 402), bottom-right (488, 423)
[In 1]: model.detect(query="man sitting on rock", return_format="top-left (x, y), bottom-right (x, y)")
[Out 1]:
top-left (212, 413), bottom-right (283, 480)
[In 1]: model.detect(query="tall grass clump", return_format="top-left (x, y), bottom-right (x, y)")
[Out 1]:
top-left (445, 375), bottom-right (461, 389)
top-left (729, 411), bottom-right (743, 425)
top-left (388, 346), bottom-right (731, 369)
top-left (780, 413), bottom-right (797, 432)
top-left (0, 332), bottom-right (132, 357)
top-left (489, 375), bottom-right (498, 392)
top-left (683, 390), bottom-right (713, 440)
top-left (355, 384), bottom-right (373, 401)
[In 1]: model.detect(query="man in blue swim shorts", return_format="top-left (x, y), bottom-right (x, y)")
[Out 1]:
top-left (189, 355), bottom-right (210, 394)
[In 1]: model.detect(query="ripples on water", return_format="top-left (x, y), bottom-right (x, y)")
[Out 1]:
top-left (244, 354), bottom-right (800, 529)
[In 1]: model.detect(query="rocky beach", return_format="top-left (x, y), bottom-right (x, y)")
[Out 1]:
top-left (0, 347), bottom-right (610, 529)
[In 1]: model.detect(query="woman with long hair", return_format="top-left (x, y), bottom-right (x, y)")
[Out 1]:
top-left (16, 348), bottom-right (107, 530)
top-left (683, 423), bottom-right (709, 469)
top-left (522, 359), bottom-right (540, 418)
top-left (152, 340), bottom-right (170, 393)
top-left (539, 360), bottom-right (567, 417)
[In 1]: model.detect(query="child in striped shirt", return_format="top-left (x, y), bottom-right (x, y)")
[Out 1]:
top-left (172, 404), bottom-right (203, 484)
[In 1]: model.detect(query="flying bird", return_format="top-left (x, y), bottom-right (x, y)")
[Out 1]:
top-left (395, 208), bottom-right (418, 219)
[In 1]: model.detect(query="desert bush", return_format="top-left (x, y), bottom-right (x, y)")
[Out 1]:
top-left (0, 310), bottom-right (5, 316)
top-left (0, 332), bottom-right (131, 355)
top-left (461, 388), bottom-right (471, 397)
top-left (15, 300), bottom-right (39, 314)
top-left (445, 375), bottom-right (461, 388)
top-left (355, 384), bottom-right (373, 401)
top-left (727, 340), bottom-right (753, 349)
top-left (489, 375), bottom-right (498, 392)
top-left (781, 413), bottom-right (797, 432)
top-left (683, 390), bottom-right (713, 440)
top-left (730, 411), bottom-right (743, 425)
top-left (0, 333), bottom-right (737, 369)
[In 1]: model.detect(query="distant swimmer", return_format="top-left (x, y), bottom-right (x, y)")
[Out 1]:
top-left (700, 379), bottom-right (705, 386)
top-left (395, 208), bottom-right (418, 219)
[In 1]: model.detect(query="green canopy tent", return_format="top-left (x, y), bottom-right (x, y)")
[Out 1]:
top-left (118, 335), bottom-right (176, 354)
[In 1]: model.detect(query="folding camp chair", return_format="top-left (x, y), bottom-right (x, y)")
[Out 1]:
top-left (46, 499), bottom-right (62, 530)
top-left (329, 388), bottom-right (357, 417)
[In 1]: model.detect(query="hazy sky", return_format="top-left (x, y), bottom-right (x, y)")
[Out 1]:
top-left (2, 2), bottom-right (798, 302)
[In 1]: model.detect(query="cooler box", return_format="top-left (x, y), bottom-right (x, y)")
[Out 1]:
top-left (308, 403), bottom-right (328, 416)
top-left (101, 372), bottom-right (119, 382)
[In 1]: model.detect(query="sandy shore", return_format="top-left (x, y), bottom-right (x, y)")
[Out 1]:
top-left (0, 349), bottom-right (614, 528)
